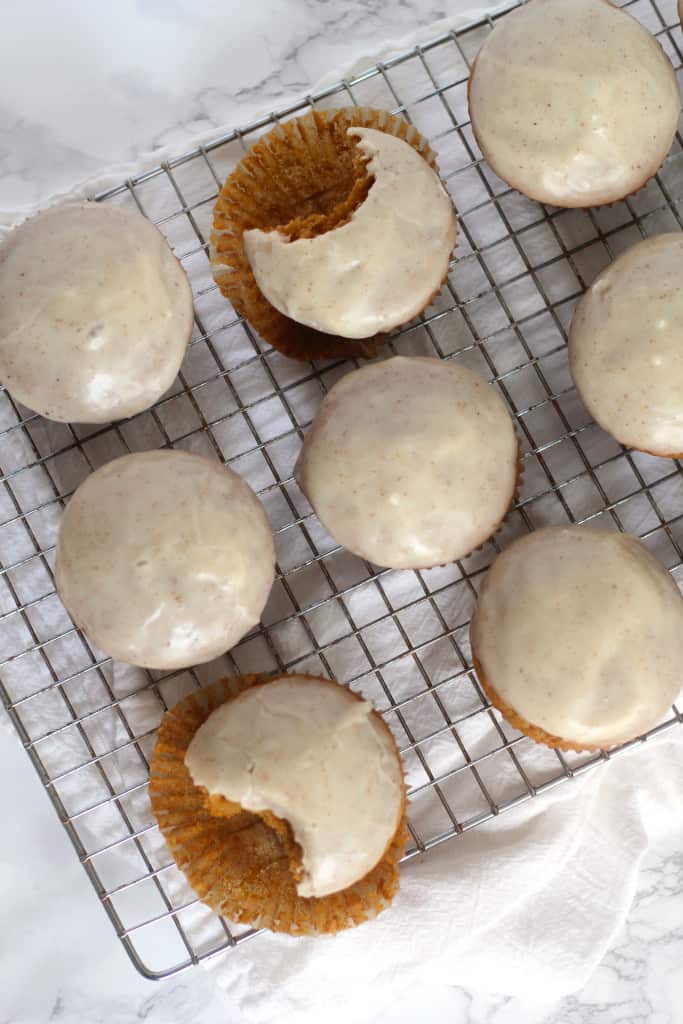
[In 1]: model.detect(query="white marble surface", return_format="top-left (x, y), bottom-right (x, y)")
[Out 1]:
top-left (1, 1), bottom-right (683, 1022)
top-left (0, 0), bottom-right (511, 228)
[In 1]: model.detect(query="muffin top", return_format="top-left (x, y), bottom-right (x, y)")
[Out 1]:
top-left (243, 127), bottom-right (457, 339)
top-left (295, 356), bottom-right (518, 569)
top-left (471, 527), bottom-right (683, 748)
top-left (569, 233), bottom-right (683, 457)
top-left (185, 675), bottom-right (404, 898)
top-left (55, 451), bottom-right (274, 670)
top-left (0, 202), bottom-right (193, 423)
top-left (468, 0), bottom-right (680, 207)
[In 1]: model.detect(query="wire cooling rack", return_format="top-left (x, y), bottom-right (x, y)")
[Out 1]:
top-left (2, 0), bottom-right (683, 982)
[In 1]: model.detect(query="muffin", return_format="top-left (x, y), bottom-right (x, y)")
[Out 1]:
top-left (55, 451), bottom-right (274, 670)
top-left (0, 202), bottom-right (193, 423)
top-left (149, 673), bottom-right (408, 934)
top-left (569, 233), bottom-right (683, 458)
top-left (470, 526), bottom-right (683, 751)
top-left (210, 108), bottom-right (457, 361)
top-left (468, 0), bottom-right (680, 208)
top-left (295, 356), bottom-right (519, 570)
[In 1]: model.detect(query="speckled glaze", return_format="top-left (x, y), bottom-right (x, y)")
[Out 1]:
top-left (243, 128), bottom-right (457, 339)
top-left (295, 356), bottom-right (518, 570)
top-left (569, 233), bottom-right (683, 457)
top-left (471, 527), bottom-right (683, 748)
top-left (0, 202), bottom-right (193, 423)
top-left (185, 675), bottom-right (404, 898)
top-left (468, 0), bottom-right (680, 208)
top-left (55, 451), bottom-right (275, 670)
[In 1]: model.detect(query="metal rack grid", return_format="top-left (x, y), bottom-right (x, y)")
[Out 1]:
top-left (1, 0), bottom-right (683, 981)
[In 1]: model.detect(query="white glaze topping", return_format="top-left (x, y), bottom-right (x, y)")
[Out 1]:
top-left (569, 233), bottom-right (683, 457)
top-left (55, 451), bottom-right (275, 670)
top-left (242, 128), bottom-right (457, 339)
top-left (0, 202), bottom-right (193, 423)
top-left (471, 527), bottom-right (683, 748)
top-left (185, 676), bottom-right (404, 898)
top-left (295, 356), bottom-right (518, 570)
top-left (468, 0), bottom-right (680, 208)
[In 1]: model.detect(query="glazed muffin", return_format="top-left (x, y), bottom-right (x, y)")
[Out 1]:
top-left (210, 108), bottom-right (457, 361)
top-left (295, 356), bottom-right (519, 570)
top-left (468, 0), bottom-right (680, 208)
top-left (0, 202), bottom-right (193, 423)
top-left (55, 451), bottom-right (274, 670)
top-left (149, 674), bottom-right (408, 934)
top-left (470, 526), bottom-right (683, 751)
top-left (569, 233), bottom-right (683, 458)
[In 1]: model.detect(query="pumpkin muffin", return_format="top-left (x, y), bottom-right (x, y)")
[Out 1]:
top-left (150, 673), bottom-right (408, 934)
top-left (295, 356), bottom-right (519, 570)
top-left (471, 526), bottom-right (683, 751)
top-left (468, 0), bottom-right (680, 208)
top-left (55, 451), bottom-right (274, 670)
top-left (569, 233), bottom-right (683, 458)
top-left (210, 108), bottom-right (457, 360)
top-left (0, 202), bottom-right (193, 423)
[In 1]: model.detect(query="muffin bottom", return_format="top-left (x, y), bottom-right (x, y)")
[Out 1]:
top-left (149, 674), bottom-right (409, 935)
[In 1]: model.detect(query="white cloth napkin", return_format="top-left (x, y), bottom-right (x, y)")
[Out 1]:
top-left (205, 732), bottom-right (683, 1023)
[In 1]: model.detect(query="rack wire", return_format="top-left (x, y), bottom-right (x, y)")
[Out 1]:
top-left (1, 0), bottom-right (683, 981)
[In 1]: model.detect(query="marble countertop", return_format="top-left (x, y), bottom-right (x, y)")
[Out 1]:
top-left (1, 2), bottom-right (683, 1022)
top-left (0, 0), bottom-right (510, 228)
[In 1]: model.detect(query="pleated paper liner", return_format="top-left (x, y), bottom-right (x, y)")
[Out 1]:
top-left (149, 673), bottom-right (409, 936)
top-left (210, 106), bottom-right (457, 362)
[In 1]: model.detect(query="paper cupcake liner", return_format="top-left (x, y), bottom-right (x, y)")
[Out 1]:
top-left (149, 674), bottom-right (409, 936)
top-left (210, 107), bottom-right (455, 362)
